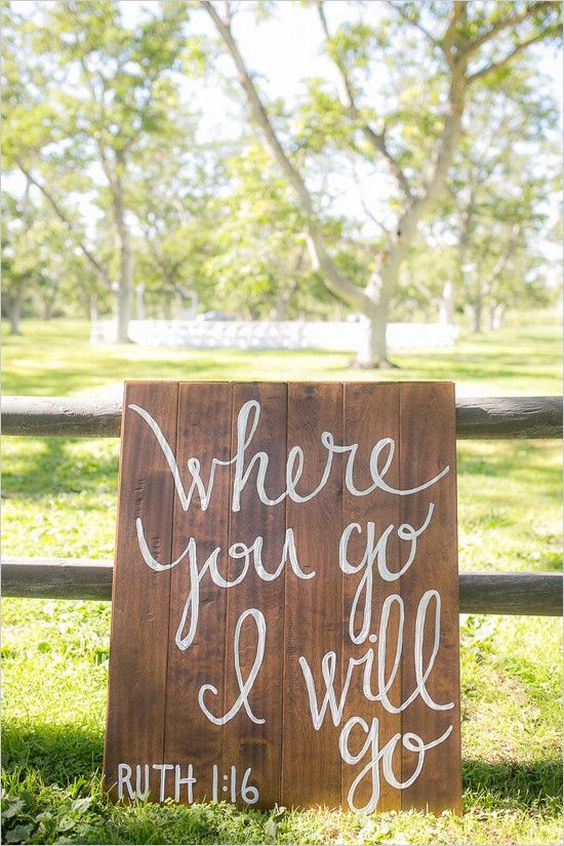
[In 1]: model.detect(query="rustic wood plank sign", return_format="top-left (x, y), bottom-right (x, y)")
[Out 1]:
top-left (104, 381), bottom-right (461, 813)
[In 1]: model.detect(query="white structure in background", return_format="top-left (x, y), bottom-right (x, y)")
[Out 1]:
top-left (91, 319), bottom-right (458, 351)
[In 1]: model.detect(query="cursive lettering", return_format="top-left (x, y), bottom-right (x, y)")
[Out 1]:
top-left (128, 401), bottom-right (449, 515)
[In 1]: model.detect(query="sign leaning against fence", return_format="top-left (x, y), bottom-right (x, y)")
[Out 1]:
top-left (103, 380), bottom-right (461, 814)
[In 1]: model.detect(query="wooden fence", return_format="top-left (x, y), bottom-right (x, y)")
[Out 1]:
top-left (2, 395), bottom-right (562, 616)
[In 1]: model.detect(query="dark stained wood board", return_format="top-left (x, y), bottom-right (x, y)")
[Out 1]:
top-left (223, 382), bottom-right (288, 807)
top-left (163, 382), bottom-right (233, 803)
top-left (103, 382), bottom-right (179, 801)
top-left (398, 383), bottom-right (461, 813)
top-left (104, 380), bottom-right (461, 813)
top-left (340, 382), bottom-right (402, 812)
top-left (281, 382), bottom-right (344, 808)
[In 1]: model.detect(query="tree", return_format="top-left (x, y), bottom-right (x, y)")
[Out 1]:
top-left (439, 65), bottom-right (560, 331)
top-left (399, 60), bottom-right (561, 331)
top-left (2, 191), bottom-right (34, 335)
top-left (204, 140), bottom-right (341, 320)
top-left (202, 0), bottom-right (561, 366)
top-left (130, 130), bottom-right (224, 320)
top-left (3, 0), bottom-right (189, 340)
top-left (2, 185), bottom-right (103, 331)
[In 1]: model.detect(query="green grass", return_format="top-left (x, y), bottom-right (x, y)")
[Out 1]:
top-left (1, 316), bottom-right (562, 397)
top-left (2, 316), bottom-right (562, 844)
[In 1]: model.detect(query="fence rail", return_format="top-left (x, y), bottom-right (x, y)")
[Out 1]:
top-left (2, 557), bottom-right (561, 616)
top-left (2, 395), bottom-right (562, 615)
top-left (1, 395), bottom-right (562, 439)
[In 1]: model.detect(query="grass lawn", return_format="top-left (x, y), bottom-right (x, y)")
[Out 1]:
top-left (1, 317), bottom-right (562, 845)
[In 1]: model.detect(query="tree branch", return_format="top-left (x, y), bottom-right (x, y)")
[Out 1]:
top-left (490, 223), bottom-right (522, 280)
top-left (467, 28), bottom-right (559, 85)
top-left (201, 0), bottom-right (370, 312)
top-left (405, 268), bottom-right (436, 304)
top-left (316, 0), bottom-right (413, 200)
top-left (392, 63), bottom-right (467, 265)
top-left (17, 160), bottom-right (112, 288)
top-left (359, 194), bottom-right (392, 237)
top-left (443, 1), bottom-right (466, 53)
top-left (315, 0), bottom-right (466, 285)
top-left (350, 160), bottom-right (392, 237)
top-left (462, 1), bottom-right (555, 58)
top-left (383, 0), bottom-right (441, 49)
top-left (78, 52), bottom-right (121, 197)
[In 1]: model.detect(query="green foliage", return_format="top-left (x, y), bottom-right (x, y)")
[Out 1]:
top-left (3, 0), bottom-right (194, 334)
top-left (295, 79), bottom-right (354, 155)
top-left (28, 0), bottom-right (188, 152)
top-left (3, 0), bottom-right (562, 355)
top-left (401, 57), bottom-right (562, 326)
top-left (326, 21), bottom-right (377, 71)
top-left (124, 125), bottom-right (224, 316)
top-left (203, 141), bottom-right (339, 319)
top-left (206, 0), bottom-right (562, 361)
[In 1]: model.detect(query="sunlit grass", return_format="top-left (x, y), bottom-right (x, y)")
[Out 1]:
top-left (2, 599), bottom-right (561, 844)
top-left (1, 316), bottom-right (562, 844)
top-left (2, 316), bottom-right (562, 398)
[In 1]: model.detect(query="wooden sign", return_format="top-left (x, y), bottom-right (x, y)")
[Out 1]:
top-left (104, 381), bottom-right (461, 814)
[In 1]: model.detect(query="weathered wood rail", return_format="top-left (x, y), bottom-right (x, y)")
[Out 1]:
top-left (2, 557), bottom-right (561, 616)
top-left (2, 395), bottom-right (562, 439)
top-left (2, 395), bottom-right (562, 615)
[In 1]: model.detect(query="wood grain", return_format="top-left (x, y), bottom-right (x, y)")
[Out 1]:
top-left (104, 381), bottom-right (178, 801)
top-left (163, 382), bottom-right (233, 802)
top-left (398, 382), bottom-right (461, 814)
top-left (3, 394), bottom-right (561, 440)
top-left (222, 382), bottom-right (288, 808)
top-left (104, 380), bottom-right (462, 812)
top-left (281, 382), bottom-right (343, 808)
top-left (340, 382), bottom-right (402, 812)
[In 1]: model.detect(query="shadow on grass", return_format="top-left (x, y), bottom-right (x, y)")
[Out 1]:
top-left (463, 758), bottom-right (563, 812)
top-left (2, 720), bottom-right (104, 786)
top-left (2, 437), bottom-right (119, 501)
top-left (3, 318), bottom-right (562, 398)
top-left (3, 719), bottom-right (562, 814)
top-left (5, 353), bottom-right (237, 398)
top-left (2, 323), bottom-right (241, 397)
top-left (457, 443), bottom-right (562, 505)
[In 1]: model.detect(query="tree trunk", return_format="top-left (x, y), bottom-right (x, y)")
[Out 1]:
top-left (472, 299), bottom-right (483, 333)
top-left (356, 310), bottom-right (390, 367)
top-left (7, 299), bottom-right (22, 335)
top-left (488, 302), bottom-right (505, 330)
top-left (440, 281), bottom-right (455, 324)
top-left (116, 220), bottom-right (133, 343)
top-left (136, 283), bottom-right (145, 320)
top-left (4, 285), bottom-right (26, 335)
top-left (111, 154), bottom-right (133, 343)
top-left (43, 296), bottom-right (56, 321)
top-left (271, 277), bottom-right (299, 321)
top-left (203, 0), bottom-right (470, 370)
top-left (353, 267), bottom-right (397, 368)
